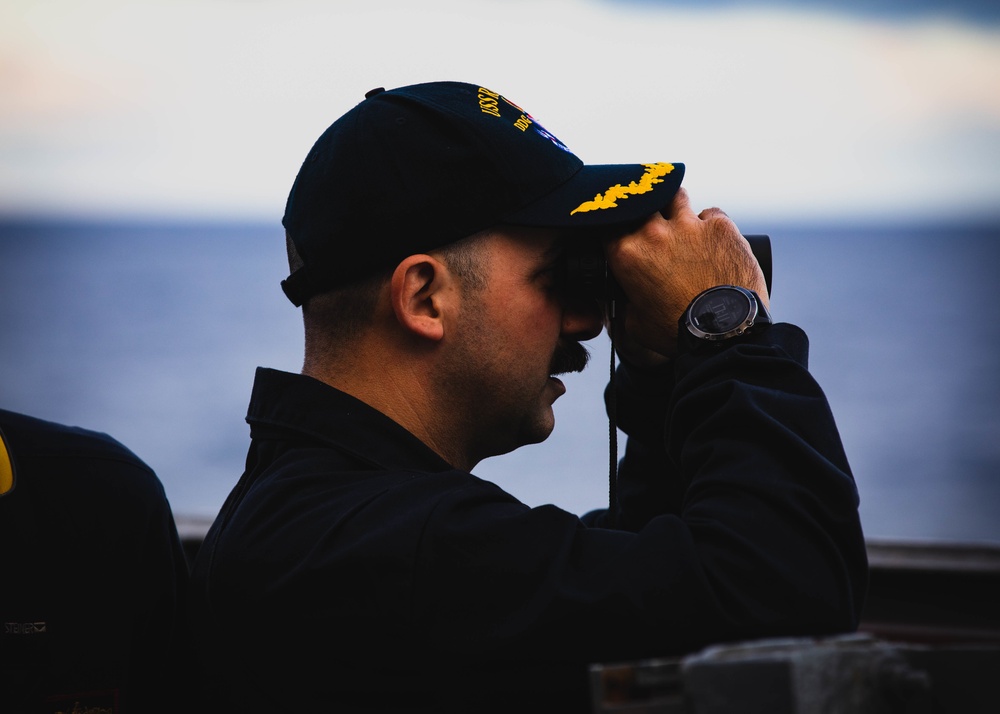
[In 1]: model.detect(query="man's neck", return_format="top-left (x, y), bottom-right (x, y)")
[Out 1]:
top-left (303, 351), bottom-right (473, 472)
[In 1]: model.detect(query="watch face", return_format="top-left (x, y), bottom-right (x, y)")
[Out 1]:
top-left (690, 288), bottom-right (752, 334)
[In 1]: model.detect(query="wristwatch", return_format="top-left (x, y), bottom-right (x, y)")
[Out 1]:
top-left (682, 285), bottom-right (771, 345)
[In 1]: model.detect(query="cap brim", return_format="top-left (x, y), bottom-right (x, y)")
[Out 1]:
top-left (503, 162), bottom-right (684, 228)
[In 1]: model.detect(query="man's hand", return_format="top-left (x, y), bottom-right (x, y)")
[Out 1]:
top-left (605, 188), bottom-right (769, 357)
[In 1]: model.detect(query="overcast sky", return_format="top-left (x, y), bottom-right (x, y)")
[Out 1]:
top-left (2, 0), bottom-right (999, 223)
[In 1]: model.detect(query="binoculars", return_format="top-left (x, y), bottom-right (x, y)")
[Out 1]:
top-left (563, 234), bottom-right (772, 302)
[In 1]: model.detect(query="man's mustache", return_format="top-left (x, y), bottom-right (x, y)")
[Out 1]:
top-left (550, 340), bottom-right (591, 376)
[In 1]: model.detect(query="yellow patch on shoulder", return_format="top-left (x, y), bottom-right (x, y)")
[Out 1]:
top-left (0, 429), bottom-right (13, 496)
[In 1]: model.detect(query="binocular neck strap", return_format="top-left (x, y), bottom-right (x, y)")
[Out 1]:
top-left (606, 294), bottom-right (619, 529)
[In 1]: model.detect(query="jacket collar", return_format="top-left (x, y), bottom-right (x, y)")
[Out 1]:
top-left (246, 367), bottom-right (455, 474)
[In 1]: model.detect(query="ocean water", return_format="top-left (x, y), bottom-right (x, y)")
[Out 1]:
top-left (1, 219), bottom-right (998, 544)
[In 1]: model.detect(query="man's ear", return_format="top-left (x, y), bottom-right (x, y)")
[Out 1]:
top-left (389, 255), bottom-right (456, 342)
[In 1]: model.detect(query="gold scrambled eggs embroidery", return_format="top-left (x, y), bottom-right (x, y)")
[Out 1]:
top-left (570, 163), bottom-right (675, 215)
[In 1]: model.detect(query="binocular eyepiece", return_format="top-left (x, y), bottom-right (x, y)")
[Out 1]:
top-left (562, 234), bottom-right (772, 302)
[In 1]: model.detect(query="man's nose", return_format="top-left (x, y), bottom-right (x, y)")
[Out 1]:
top-left (561, 298), bottom-right (605, 341)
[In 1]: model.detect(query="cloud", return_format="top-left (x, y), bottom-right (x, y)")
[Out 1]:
top-left (1, 0), bottom-right (998, 221)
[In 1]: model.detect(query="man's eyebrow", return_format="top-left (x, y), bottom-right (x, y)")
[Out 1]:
top-left (541, 241), bottom-right (565, 263)
top-left (525, 240), bottom-right (567, 283)
top-left (541, 236), bottom-right (575, 264)
top-left (527, 243), bottom-right (568, 281)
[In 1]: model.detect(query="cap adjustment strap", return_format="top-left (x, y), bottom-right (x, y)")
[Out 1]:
top-left (280, 268), bottom-right (310, 307)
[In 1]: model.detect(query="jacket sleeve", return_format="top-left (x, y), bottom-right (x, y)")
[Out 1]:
top-left (612, 323), bottom-right (868, 637)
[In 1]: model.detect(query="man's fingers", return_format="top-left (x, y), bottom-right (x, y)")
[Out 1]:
top-left (698, 206), bottom-right (728, 221)
top-left (664, 187), bottom-right (694, 220)
top-left (665, 190), bottom-right (730, 226)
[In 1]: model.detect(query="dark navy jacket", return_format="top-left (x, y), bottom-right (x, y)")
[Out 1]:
top-left (0, 409), bottom-right (189, 714)
top-left (187, 324), bottom-right (867, 712)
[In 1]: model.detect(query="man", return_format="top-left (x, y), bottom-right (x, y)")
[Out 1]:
top-left (0, 409), bottom-right (188, 713)
top-left (187, 82), bottom-right (867, 711)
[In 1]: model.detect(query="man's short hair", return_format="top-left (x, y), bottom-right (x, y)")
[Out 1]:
top-left (293, 231), bottom-right (491, 353)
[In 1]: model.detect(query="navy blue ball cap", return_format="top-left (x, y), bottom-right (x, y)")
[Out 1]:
top-left (281, 81), bottom-right (684, 306)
